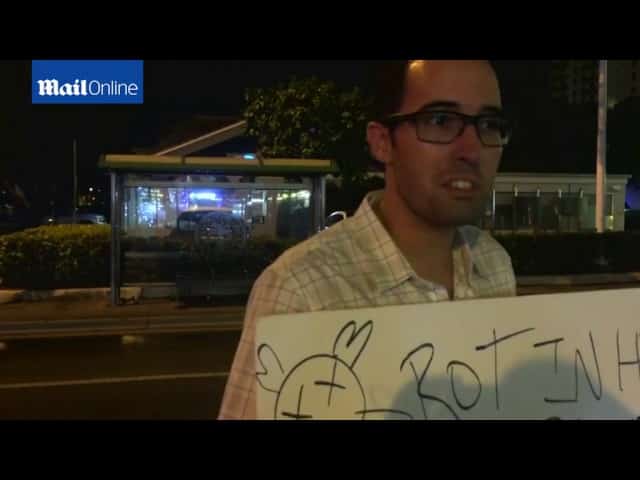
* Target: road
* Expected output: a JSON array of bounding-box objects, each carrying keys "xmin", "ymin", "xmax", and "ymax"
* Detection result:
[
  {"xmin": 0, "ymin": 330, "xmax": 240, "ymax": 419},
  {"xmin": 1, "ymin": 282, "xmax": 638, "ymax": 420}
]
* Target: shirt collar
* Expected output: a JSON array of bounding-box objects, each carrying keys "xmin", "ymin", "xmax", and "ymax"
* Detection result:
[{"xmin": 349, "ymin": 190, "xmax": 486, "ymax": 294}]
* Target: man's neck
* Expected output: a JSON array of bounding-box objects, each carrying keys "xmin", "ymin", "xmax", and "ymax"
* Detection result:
[{"xmin": 375, "ymin": 190, "xmax": 456, "ymax": 293}]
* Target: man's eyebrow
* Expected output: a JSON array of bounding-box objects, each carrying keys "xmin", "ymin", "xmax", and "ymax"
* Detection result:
[
  {"xmin": 418, "ymin": 101, "xmax": 505, "ymax": 115},
  {"xmin": 479, "ymin": 105, "xmax": 505, "ymax": 115},
  {"xmin": 419, "ymin": 101, "xmax": 460, "ymax": 111}
]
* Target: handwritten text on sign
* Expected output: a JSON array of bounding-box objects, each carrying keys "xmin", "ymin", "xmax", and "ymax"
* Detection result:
[{"xmin": 255, "ymin": 288, "xmax": 640, "ymax": 419}]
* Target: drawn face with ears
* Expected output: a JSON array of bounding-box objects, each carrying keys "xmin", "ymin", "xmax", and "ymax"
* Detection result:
[{"xmin": 256, "ymin": 321, "xmax": 373, "ymax": 420}]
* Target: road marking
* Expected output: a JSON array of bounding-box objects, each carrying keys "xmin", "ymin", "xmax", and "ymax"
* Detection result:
[
  {"xmin": 121, "ymin": 335, "xmax": 146, "ymax": 345},
  {"xmin": 0, "ymin": 321, "xmax": 243, "ymax": 340},
  {"xmin": 0, "ymin": 372, "xmax": 229, "ymax": 390}
]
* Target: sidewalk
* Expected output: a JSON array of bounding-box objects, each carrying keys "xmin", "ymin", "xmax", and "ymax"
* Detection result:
[
  {"xmin": 0, "ymin": 296, "xmax": 244, "ymax": 320},
  {"xmin": 1, "ymin": 273, "xmax": 638, "ymax": 340},
  {"xmin": 0, "ymin": 298, "xmax": 245, "ymax": 340},
  {"xmin": 2, "ymin": 272, "xmax": 639, "ymax": 306}
]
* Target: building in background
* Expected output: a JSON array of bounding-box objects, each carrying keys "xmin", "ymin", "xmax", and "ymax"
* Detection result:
[
  {"xmin": 77, "ymin": 186, "xmax": 106, "ymax": 212},
  {"xmin": 481, "ymin": 173, "xmax": 631, "ymax": 233},
  {"xmin": 551, "ymin": 60, "xmax": 640, "ymax": 108},
  {"xmin": 361, "ymin": 171, "xmax": 633, "ymax": 233},
  {"xmin": 551, "ymin": 60, "xmax": 599, "ymax": 105},
  {"xmin": 607, "ymin": 60, "xmax": 640, "ymax": 108}
]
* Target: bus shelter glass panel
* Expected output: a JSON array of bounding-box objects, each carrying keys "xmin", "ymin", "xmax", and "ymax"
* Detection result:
[{"xmin": 119, "ymin": 174, "xmax": 314, "ymax": 294}]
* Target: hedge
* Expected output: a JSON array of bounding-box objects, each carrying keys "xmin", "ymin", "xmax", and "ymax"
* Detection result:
[
  {"xmin": 1, "ymin": 225, "xmax": 638, "ymax": 290},
  {"xmin": 494, "ymin": 231, "xmax": 640, "ymax": 275},
  {"xmin": 0, "ymin": 226, "xmax": 298, "ymax": 289},
  {"xmin": 0, "ymin": 225, "xmax": 110, "ymax": 289}
]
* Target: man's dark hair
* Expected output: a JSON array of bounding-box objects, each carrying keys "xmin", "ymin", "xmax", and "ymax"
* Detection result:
[{"xmin": 369, "ymin": 61, "xmax": 411, "ymax": 122}]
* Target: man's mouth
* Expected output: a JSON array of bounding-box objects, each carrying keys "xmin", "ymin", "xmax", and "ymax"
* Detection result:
[
  {"xmin": 441, "ymin": 177, "xmax": 480, "ymax": 194},
  {"xmin": 447, "ymin": 180, "xmax": 474, "ymax": 191}
]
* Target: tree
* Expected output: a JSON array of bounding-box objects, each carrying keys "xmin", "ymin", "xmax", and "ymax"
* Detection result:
[{"xmin": 244, "ymin": 77, "xmax": 372, "ymax": 185}]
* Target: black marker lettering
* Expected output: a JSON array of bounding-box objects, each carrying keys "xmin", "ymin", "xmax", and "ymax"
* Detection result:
[
  {"xmin": 327, "ymin": 357, "xmax": 339, "ymax": 406},
  {"xmin": 280, "ymin": 384, "xmax": 312, "ymax": 419},
  {"xmin": 476, "ymin": 327, "xmax": 535, "ymax": 410},
  {"xmin": 533, "ymin": 338, "xmax": 565, "ymax": 374},
  {"xmin": 446, "ymin": 361, "xmax": 482, "ymax": 411},
  {"xmin": 400, "ymin": 343, "xmax": 459, "ymax": 420},
  {"xmin": 280, "ymin": 412, "xmax": 312, "ymax": 419},
  {"xmin": 354, "ymin": 409, "xmax": 415, "ymax": 420},
  {"xmin": 616, "ymin": 330, "xmax": 640, "ymax": 392},
  {"xmin": 546, "ymin": 332, "xmax": 602, "ymax": 403},
  {"xmin": 314, "ymin": 381, "xmax": 346, "ymax": 390},
  {"xmin": 408, "ymin": 362, "xmax": 428, "ymax": 420}
]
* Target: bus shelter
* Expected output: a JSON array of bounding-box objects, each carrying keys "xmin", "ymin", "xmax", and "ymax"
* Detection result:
[{"xmin": 99, "ymin": 154, "xmax": 337, "ymax": 305}]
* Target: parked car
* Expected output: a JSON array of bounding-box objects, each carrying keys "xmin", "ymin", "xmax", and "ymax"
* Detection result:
[
  {"xmin": 42, "ymin": 211, "xmax": 108, "ymax": 225},
  {"xmin": 172, "ymin": 208, "xmax": 250, "ymax": 244}
]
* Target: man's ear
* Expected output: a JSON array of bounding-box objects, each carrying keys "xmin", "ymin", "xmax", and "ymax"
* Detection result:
[{"xmin": 366, "ymin": 121, "xmax": 393, "ymax": 167}]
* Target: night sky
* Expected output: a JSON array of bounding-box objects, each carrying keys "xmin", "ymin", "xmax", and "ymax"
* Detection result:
[
  {"xmin": 3, "ymin": 60, "xmax": 635, "ymax": 216},
  {"xmin": 21, "ymin": 59, "xmax": 543, "ymax": 167},
  {"xmin": 3, "ymin": 60, "xmax": 383, "ymax": 215},
  {"xmin": 27, "ymin": 61, "xmax": 382, "ymax": 166}
]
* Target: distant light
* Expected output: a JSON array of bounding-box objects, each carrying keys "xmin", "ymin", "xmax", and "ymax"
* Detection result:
[
  {"xmin": 89, "ymin": 187, "xmax": 93, "ymax": 192},
  {"xmin": 243, "ymin": 154, "xmax": 256, "ymax": 160},
  {"xmin": 189, "ymin": 192, "xmax": 217, "ymax": 201}
]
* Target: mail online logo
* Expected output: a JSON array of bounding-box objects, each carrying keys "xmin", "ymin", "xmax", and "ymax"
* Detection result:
[{"xmin": 32, "ymin": 60, "xmax": 143, "ymax": 104}]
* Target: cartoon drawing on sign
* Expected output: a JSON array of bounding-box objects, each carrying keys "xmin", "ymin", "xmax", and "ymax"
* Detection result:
[{"xmin": 256, "ymin": 320, "xmax": 414, "ymax": 420}]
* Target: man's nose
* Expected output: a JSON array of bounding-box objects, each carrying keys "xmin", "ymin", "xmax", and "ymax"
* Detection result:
[{"xmin": 452, "ymin": 123, "xmax": 483, "ymax": 164}]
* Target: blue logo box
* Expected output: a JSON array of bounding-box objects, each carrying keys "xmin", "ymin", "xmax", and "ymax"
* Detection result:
[{"xmin": 32, "ymin": 60, "xmax": 144, "ymax": 104}]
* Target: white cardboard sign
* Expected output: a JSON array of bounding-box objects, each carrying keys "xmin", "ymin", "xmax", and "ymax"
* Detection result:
[{"xmin": 255, "ymin": 289, "xmax": 640, "ymax": 420}]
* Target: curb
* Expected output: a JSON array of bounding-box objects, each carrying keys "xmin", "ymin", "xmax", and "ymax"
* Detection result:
[
  {"xmin": 0, "ymin": 314, "xmax": 244, "ymax": 340},
  {"xmin": 516, "ymin": 272, "xmax": 640, "ymax": 286},
  {"xmin": 0, "ymin": 287, "xmax": 142, "ymax": 305},
  {"xmin": 2, "ymin": 272, "xmax": 640, "ymax": 305}
]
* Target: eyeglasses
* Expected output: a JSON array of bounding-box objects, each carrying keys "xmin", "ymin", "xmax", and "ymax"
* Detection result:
[{"xmin": 381, "ymin": 110, "xmax": 513, "ymax": 148}]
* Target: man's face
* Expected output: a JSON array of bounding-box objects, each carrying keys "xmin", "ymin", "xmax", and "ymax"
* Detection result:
[{"xmin": 375, "ymin": 60, "xmax": 505, "ymax": 228}]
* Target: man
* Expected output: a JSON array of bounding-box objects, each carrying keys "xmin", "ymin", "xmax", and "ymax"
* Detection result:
[{"xmin": 219, "ymin": 60, "xmax": 517, "ymax": 419}]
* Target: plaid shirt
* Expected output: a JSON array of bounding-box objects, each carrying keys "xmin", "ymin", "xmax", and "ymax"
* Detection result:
[{"xmin": 218, "ymin": 190, "xmax": 516, "ymax": 419}]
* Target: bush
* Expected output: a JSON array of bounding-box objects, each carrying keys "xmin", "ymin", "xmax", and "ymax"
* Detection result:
[
  {"xmin": 0, "ymin": 226, "xmax": 300, "ymax": 289},
  {"xmin": 0, "ymin": 225, "xmax": 111, "ymax": 289},
  {"xmin": 121, "ymin": 234, "xmax": 299, "ymax": 284},
  {"xmin": 174, "ymin": 236, "xmax": 298, "ymax": 278},
  {"xmin": 121, "ymin": 235, "xmax": 190, "ymax": 253},
  {"xmin": 3, "ymin": 224, "xmax": 637, "ymax": 291}
]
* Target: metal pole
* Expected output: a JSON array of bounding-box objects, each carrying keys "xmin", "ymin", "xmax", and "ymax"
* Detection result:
[
  {"xmin": 110, "ymin": 172, "xmax": 121, "ymax": 306},
  {"xmin": 596, "ymin": 60, "xmax": 608, "ymax": 233},
  {"xmin": 312, "ymin": 176, "xmax": 326, "ymax": 233},
  {"xmin": 73, "ymin": 139, "xmax": 78, "ymax": 225}
]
